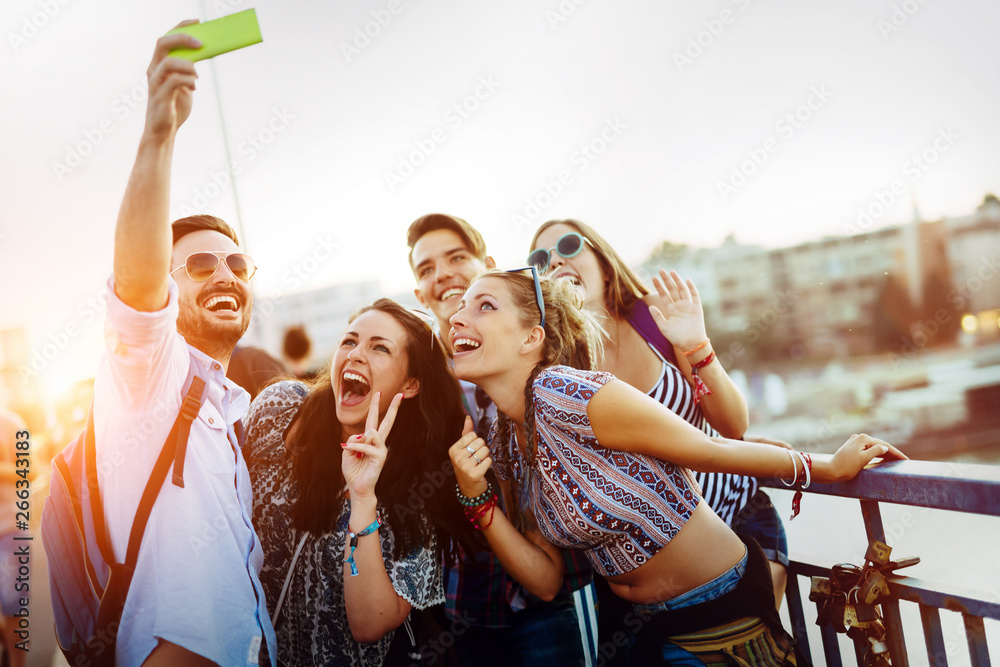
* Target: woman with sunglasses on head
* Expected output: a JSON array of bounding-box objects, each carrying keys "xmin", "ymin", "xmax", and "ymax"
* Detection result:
[
  {"xmin": 528, "ymin": 220, "xmax": 793, "ymax": 609},
  {"xmin": 448, "ymin": 269, "xmax": 905, "ymax": 664},
  {"xmin": 244, "ymin": 299, "xmax": 482, "ymax": 666}
]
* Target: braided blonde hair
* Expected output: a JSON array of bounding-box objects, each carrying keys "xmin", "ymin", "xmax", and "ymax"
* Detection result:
[{"xmin": 478, "ymin": 270, "xmax": 605, "ymax": 530}]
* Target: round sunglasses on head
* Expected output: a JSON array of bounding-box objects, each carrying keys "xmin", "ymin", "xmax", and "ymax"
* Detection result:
[
  {"xmin": 527, "ymin": 232, "xmax": 592, "ymax": 273},
  {"xmin": 170, "ymin": 252, "xmax": 258, "ymax": 283}
]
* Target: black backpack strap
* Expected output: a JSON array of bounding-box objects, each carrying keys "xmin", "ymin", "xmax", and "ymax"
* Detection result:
[
  {"xmin": 126, "ymin": 376, "xmax": 204, "ymax": 566},
  {"xmin": 90, "ymin": 377, "xmax": 206, "ymax": 647},
  {"xmin": 171, "ymin": 376, "xmax": 206, "ymax": 489}
]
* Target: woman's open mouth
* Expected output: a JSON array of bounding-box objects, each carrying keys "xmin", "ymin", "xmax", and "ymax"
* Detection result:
[{"xmin": 340, "ymin": 370, "xmax": 371, "ymax": 406}]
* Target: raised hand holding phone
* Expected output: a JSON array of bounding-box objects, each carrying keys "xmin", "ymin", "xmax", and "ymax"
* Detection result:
[{"xmin": 166, "ymin": 9, "xmax": 263, "ymax": 62}]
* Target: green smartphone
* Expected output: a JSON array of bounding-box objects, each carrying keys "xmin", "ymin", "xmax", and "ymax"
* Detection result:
[{"xmin": 167, "ymin": 9, "xmax": 263, "ymax": 62}]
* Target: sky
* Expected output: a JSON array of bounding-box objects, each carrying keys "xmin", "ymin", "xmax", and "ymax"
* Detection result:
[{"xmin": 3, "ymin": 0, "xmax": 1000, "ymax": 397}]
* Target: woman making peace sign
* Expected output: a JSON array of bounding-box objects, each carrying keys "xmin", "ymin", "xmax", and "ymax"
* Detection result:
[{"xmin": 245, "ymin": 299, "xmax": 479, "ymax": 666}]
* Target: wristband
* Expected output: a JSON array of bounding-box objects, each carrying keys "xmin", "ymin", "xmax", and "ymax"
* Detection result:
[
  {"xmin": 682, "ymin": 340, "xmax": 710, "ymax": 357},
  {"xmin": 690, "ymin": 351, "xmax": 715, "ymax": 404},
  {"xmin": 344, "ymin": 514, "xmax": 382, "ymax": 577}
]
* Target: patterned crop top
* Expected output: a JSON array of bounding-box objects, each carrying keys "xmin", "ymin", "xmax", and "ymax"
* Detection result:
[{"xmin": 490, "ymin": 365, "xmax": 703, "ymax": 577}]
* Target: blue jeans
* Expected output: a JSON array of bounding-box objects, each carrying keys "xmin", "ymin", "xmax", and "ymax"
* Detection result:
[
  {"xmin": 633, "ymin": 547, "xmax": 749, "ymax": 664},
  {"xmin": 634, "ymin": 546, "xmax": 748, "ymax": 613}
]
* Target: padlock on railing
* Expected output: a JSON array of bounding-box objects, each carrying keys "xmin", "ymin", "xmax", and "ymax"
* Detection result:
[
  {"xmin": 858, "ymin": 568, "xmax": 889, "ymax": 605},
  {"xmin": 810, "ymin": 541, "xmax": 921, "ymax": 667}
]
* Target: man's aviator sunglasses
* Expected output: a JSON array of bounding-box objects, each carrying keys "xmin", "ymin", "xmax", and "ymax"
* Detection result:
[
  {"xmin": 527, "ymin": 232, "xmax": 593, "ymax": 273},
  {"xmin": 170, "ymin": 252, "xmax": 258, "ymax": 283}
]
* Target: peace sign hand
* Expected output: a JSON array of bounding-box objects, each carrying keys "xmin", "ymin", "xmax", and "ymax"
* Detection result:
[
  {"xmin": 342, "ymin": 391, "xmax": 404, "ymax": 501},
  {"xmin": 647, "ymin": 269, "xmax": 708, "ymax": 351}
]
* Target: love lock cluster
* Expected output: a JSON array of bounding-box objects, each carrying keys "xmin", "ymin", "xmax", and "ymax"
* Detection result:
[{"xmin": 809, "ymin": 541, "xmax": 920, "ymax": 666}]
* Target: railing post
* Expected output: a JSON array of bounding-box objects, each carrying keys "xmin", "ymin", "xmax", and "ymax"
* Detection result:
[
  {"xmin": 785, "ymin": 571, "xmax": 812, "ymax": 663},
  {"xmin": 919, "ymin": 604, "xmax": 949, "ymax": 667},
  {"xmin": 860, "ymin": 499, "xmax": 909, "ymax": 667},
  {"xmin": 964, "ymin": 614, "xmax": 991, "ymax": 667},
  {"xmin": 816, "ymin": 600, "xmax": 845, "ymax": 667}
]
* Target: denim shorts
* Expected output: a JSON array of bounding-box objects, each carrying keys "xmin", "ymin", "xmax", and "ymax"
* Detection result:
[
  {"xmin": 633, "ymin": 545, "xmax": 749, "ymax": 614},
  {"xmin": 730, "ymin": 489, "xmax": 789, "ymax": 567}
]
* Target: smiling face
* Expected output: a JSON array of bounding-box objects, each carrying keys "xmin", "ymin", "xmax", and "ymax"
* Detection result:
[
  {"xmin": 449, "ymin": 276, "xmax": 540, "ymax": 384},
  {"xmin": 411, "ymin": 228, "xmax": 490, "ymax": 331},
  {"xmin": 531, "ymin": 223, "xmax": 606, "ymax": 311},
  {"xmin": 332, "ymin": 309, "xmax": 420, "ymax": 437},
  {"xmin": 171, "ymin": 229, "xmax": 253, "ymax": 362}
]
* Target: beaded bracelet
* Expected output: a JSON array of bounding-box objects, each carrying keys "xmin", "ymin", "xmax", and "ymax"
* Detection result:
[
  {"xmin": 344, "ymin": 514, "xmax": 382, "ymax": 577},
  {"xmin": 456, "ymin": 482, "xmax": 494, "ymax": 508}
]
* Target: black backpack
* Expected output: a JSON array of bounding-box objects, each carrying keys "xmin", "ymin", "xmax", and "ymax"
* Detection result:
[{"xmin": 41, "ymin": 377, "xmax": 205, "ymax": 665}]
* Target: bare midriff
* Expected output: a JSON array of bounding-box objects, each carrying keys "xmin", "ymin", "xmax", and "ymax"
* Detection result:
[{"xmin": 605, "ymin": 501, "xmax": 746, "ymax": 605}]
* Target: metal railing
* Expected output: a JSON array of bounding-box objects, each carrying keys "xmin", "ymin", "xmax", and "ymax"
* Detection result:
[{"xmin": 760, "ymin": 459, "xmax": 1000, "ymax": 666}]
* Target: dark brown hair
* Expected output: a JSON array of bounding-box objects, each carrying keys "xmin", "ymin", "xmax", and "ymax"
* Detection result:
[
  {"xmin": 406, "ymin": 213, "xmax": 488, "ymax": 269},
  {"xmin": 172, "ymin": 215, "xmax": 240, "ymax": 246},
  {"xmin": 280, "ymin": 298, "xmax": 482, "ymax": 560},
  {"xmin": 282, "ymin": 325, "xmax": 312, "ymax": 362}
]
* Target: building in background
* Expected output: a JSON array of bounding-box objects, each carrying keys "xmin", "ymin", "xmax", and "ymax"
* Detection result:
[{"xmin": 641, "ymin": 194, "xmax": 1000, "ymax": 365}]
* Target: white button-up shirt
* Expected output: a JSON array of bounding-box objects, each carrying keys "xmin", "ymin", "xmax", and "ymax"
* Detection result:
[{"xmin": 94, "ymin": 277, "xmax": 276, "ymax": 666}]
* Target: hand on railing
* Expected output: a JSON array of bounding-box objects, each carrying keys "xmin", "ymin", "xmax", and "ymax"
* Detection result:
[{"xmin": 820, "ymin": 434, "xmax": 908, "ymax": 483}]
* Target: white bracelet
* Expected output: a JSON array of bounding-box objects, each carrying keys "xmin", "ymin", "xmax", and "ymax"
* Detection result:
[
  {"xmin": 797, "ymin": 451, "xmax": 811, "ymax": 489},
  {"xmin": 781, "ymin": 449, "xmax": 798, "ymax": 487}
]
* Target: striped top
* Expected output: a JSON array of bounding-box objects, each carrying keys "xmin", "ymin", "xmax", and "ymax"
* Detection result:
[
  {"xmin": 644, "ymin": 343, "xmax": 757, "ymax": 527},
  {"xmin": 491, "ymin": 365, "xmax": 702, "ymax": 577}
]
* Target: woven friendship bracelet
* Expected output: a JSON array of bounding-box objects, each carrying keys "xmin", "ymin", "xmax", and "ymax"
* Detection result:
[
  {"xmin": 463, "ymin": 494, "xmax": 499, "ymax": 529},
  {"xmin": 690, "ymin": 351, "xmax": 716, "ymax": 405},
  {"xmin": 682, "ymin": 339, "xmax": 710, "ymax": 357},
  {"xmin": 344, "ymin": 514, "xmax": 382, "ymax": 577}
]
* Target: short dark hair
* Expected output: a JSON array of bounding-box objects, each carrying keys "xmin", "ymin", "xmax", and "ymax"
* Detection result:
[
  {"xmin": 282, "ymin": 325, "xmax": 312, "ymax": 361},
  {"xmin": 172, "ymin": 215, "xmax": 240, "ymax": 246},
  {"xmin": 406, "ymin": 213, "xmax": 487, "ymax": 269}
]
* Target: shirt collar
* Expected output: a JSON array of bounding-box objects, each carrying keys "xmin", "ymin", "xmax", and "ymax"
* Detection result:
[{"xmin": 187, "ymin": 344, "xmax": 251, "ymax": 422}]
